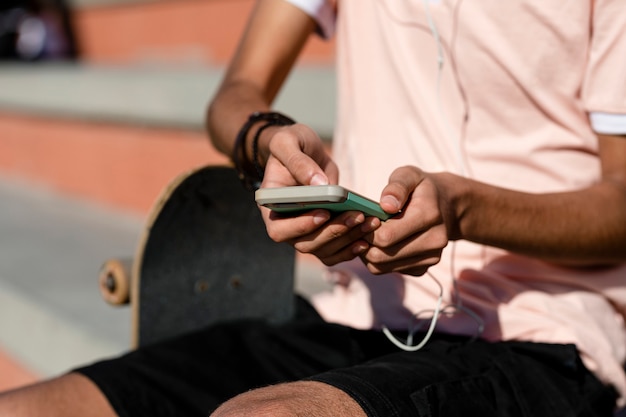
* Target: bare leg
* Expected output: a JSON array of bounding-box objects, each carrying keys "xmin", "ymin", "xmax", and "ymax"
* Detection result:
[
  {"xmin": 0, "ymin": 372, "xmax": 117, "ymax": 417},
  {"xmin": 210, "ymin": 381, "xmax": 367, "ymax": 417}
]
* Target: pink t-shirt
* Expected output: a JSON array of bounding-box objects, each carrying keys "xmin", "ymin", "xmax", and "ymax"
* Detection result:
[{"xmin": 286, "ymin": 0, "xmax": 626, "ymax": 405}]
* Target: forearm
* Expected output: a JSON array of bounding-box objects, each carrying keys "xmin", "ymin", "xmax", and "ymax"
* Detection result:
[
  {"xmin": 444, "ymin": 174, "xmax": 626, "ymax": 265},
  {"xmin": 205, "ymin": 0, "xmax": 316, "ymax": 160},
  {"xmin": 206, "ymin": 81, "xmax": 271, "ymax": 158}
]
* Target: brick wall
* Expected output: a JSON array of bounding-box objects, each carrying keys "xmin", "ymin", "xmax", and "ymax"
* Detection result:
[
  {"xmin": 72, "ymin": 0, "xmax": 335, "ymax": 66},
  {"xmin": 0, "ymin": 112, "xmax": 230, "ymax": 214}
]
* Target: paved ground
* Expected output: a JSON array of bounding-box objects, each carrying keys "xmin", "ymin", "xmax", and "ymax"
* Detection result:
[
  {"xmin": 0, "ymin": 175, "xmax": 140, "ymax": 380},
  {"xmin": 0, "ymin": 175, "xmax": 328, "ymax": 388}
]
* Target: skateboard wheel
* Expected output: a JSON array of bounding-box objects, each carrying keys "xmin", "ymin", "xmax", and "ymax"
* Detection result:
[{"xmin": 99, "ymin": 258, "xmax": 132, "ymax": 305}]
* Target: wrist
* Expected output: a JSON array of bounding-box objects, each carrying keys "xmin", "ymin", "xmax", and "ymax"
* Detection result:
[
  {"xmin": 433, "ymin": 172, "xmax": 472, "ymax": 241},
  {"xmin": 232, "ymin": 111, "xmax": 295, "ymax": 190},
  {"xmin": 254, "ymin": 124, "xmax": 285, "ymax": 167}
]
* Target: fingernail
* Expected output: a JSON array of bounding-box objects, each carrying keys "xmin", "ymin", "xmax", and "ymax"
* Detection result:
[
  {"xmin": 310, "ymin": 174, "xmax": 328, "ymax": 186},
  {"xmin": 313, "ymin": 212, "xmax": 330, "ymax": 225},
  {"xmin": 361, "ymin": 218, "xmax": 381, "ymax": 232},
  {"xmin": 381, "ymin": 195, "xmax": 400, "ymax": 212},
  {"xmin": 345, "ymin": 213, "xmax": 364, "ymax": 227},
  {"xmin": 352, "ymin": 243, "xmax": 368, "ymax": 254}
]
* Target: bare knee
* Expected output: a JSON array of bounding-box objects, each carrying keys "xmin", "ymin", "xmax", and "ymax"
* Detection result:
[{"xmin": 210, "ymin": 381, "xmax": 366, "ymax": 417}]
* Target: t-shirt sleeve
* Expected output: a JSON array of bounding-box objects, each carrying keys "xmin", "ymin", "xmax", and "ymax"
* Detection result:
[
  {"xmin": 589, "ymin": 113, "xmax": 626, "ymax": 135},
  {"xmin": 581, "ymin": 0, "xmax": 626, "ymax": 134},
  {"xmin": 283, "ymin": 0, "xmax": 337, "ymax": 38}
]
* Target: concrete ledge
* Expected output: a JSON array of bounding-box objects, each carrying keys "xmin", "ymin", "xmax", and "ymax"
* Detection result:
[{"xmin": 0, "ymin": 63, "xmax": 336, "ymax": 138}]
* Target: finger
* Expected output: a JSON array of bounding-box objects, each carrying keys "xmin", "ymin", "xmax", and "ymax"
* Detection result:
[
  {"xmin": 361, "ymin": 245, "xmax": 444, "ymax": 276},
  {"xmin": 262, "ymin": 156, "xmax": 300, "ymax": 187},
  {"xmin": 294, "ymin": 213, "xmax": 380, "ymax": 257},
  {"xmin": 269, "ymin": 125, "xmax": 338, "ymax": 186},
  {"xmin": 361, "ymin": 226, "xmax": 448, "ymax": 275},
  {"xmin": 298, "ymin": 213, "xmax": 378, "ymax": 267},
  {"xmin": 379, "ymin": 166, "xmax": 424, "ymax": 213},
  {"xmin": 365, "ymin": 227, "xmax": 448, "ymax": 266},
  {"xmin": 261, "ymin": 207, "xmax": 331, "ymax": 243},
  {"xmin": 316, "ymin": 240, "xmax": 370, "ymax": 267},
  {"xmin": 368, "ymin": 206, "xmax": 442, "ymax": 249},
  {"xmin": 362, "ymin": 255, "xmax": 439, "ymax": 276}
]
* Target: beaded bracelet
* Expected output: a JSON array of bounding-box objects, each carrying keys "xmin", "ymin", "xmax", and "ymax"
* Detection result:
[{"xmin": 232, "ymin": 111, "xmax": 295, "ymax": 190}]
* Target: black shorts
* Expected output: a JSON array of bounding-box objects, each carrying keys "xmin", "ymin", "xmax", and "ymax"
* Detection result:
[{"xmin": 75, "ymin": 297, "xmax": 617, "ymax": 417}]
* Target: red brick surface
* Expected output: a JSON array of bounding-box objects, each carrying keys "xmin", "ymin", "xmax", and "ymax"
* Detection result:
[
  {"xmin": 73, "ymin": 0, "xmax": 335, "ymax": 66},
  {"xmin": 0, "ymin": 112, "xmax": 229, "ymax": 215}
]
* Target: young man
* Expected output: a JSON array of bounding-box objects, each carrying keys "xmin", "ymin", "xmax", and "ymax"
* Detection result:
[
  {"xmin": 206, "ymin": 1, "xmax": 626, "ymax": 415},
  {"xmin": 1, "ymin": 0, "xmax": 625, "ymax": 416}
]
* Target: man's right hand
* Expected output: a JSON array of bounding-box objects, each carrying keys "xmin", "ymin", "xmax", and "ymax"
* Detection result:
[{"xmin": 259, "ymin": 124, "xmax": 381, "ymax": 266}]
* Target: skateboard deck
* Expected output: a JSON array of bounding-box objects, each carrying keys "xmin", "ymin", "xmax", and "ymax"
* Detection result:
[{"xmin": 99, "ymin": 166, "xmax": 296, "ymax": 348}]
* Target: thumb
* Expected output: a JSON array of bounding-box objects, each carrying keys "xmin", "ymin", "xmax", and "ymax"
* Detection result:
[{"xmin": 380, "ymin": 166, "xmax": 424, "ymax": 213}]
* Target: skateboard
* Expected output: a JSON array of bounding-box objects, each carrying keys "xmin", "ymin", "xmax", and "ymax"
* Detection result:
[{"xmin": 99, "ymin": 166, "xmax": 296, "ymax": 348}]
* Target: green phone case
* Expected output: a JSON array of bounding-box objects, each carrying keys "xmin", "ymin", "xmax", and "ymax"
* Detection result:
[{"xmin": 255, "ymin": 185, "xmax": 393, "ymax": 220}]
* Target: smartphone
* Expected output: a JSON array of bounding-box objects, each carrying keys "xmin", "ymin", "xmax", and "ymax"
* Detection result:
[{"xmin": 255, "ymin": 185, "xmax": 393, "ymax": 220}]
